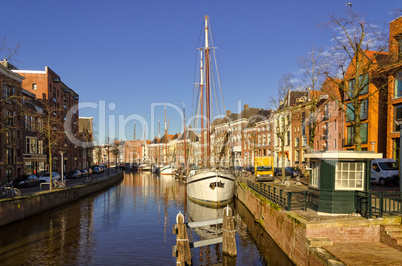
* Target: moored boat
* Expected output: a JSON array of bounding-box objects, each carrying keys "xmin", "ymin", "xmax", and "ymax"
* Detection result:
[
  {"xmin": 186, "ymin": 16, "xmax": 235, "ymax": 207},
  {"xmin": 160, "ymin": 165, "xmax": 175, "ymax": 175}
]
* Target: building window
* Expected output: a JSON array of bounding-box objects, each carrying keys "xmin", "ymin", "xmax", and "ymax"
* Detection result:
[
  {"xmin": 396, "ymin": 72, "xmax": 402, "ymax": 98},
  {"xmin": 335, "ymin": 162, "xmax": 364, "ymax": 190},
  {"xmin": 359, "ymin": 74, "xmax": 369, "ymax": 94},
  {"xmin": 394, "ymin": 139, "xmax": 400, "ymax": 162},
  {"xmin": 32, "ymin": 83, "xmax": 37, "ymax": 90},
  {"xmin": 346, "ymin": 99, "xmax": 368, "ymax": 122},
  {"xmin": 361, "ymin": 123, "xmax": 368, "ymax": 144},
  {"xmin": 26, "ymin": 137, "xmax": 38, "ymax": 154},
  {"xmin": 38, "ymin": 140, "xmax": 43, "ymax": 154},
  {"xmin": 310, "ymin": 162, "xmax": 320, "ymax": 188},
  {"xmin": 347, "ymin": 126, "xmax": 354, "ymax": 145},
  {"xmin": 302, "ymin": 112, "xmax": 306, "ymax": 135},
  {"xmin": 295, "ymin": 138, "xmax": 300, "ymax": 147},
  {"xmin": 295, "ymin": 150, "xmax": 300, "ymax": 163},
  {"xmin": 286, "ymin": 131, "xmax": 290, "ymax": 146},
  {"xmin": 396, "ymin": 105, "xmax": 402, "ymax": 132},
  {"xmin": 302, "ymin": 136, "xmax": 307, "ymax": 147}
]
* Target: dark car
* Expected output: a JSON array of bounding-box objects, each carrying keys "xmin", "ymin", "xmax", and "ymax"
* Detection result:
[
  {"xmin": 67, "ymin": 170, "xmax": 82, "ymax": 179},
  {"xmin": 93, "ymin": 167, "xmax": 102, "ymax": 174},
  {"xmin": 81, "ymin": 169, "xmax": 89, "ymax": 177},
  {"xmin": 245, "ymin": 166, "xmax": 255, "ymax": 174},
  {"xmin": 285, "ymin": 167, "xmax": 300, "ymax": 177},
  {"xmin": 275, "ymin": 167, "xmax": 292, "ymax": 177},
  {"xmin": 13, "ymin": 175, "xmax": 40, "ymax": 188}
]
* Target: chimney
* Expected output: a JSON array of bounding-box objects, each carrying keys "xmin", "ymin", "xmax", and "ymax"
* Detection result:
[
  {"xmin": 226, "ymin": 110, "xmax": 231, "ymax": 115},
  {"xmin": 244, "ymin": 104, "xmax": 249, "ymax": 110}
]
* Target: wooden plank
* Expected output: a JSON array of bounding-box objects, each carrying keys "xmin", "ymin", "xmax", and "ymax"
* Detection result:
[
  {"xmin": 191, "ymin": 237, "xmax": 223, "ymax": 248},
  {"xmin": 187, "ymin": 218, "xmax": 223, "ymax": 228}
]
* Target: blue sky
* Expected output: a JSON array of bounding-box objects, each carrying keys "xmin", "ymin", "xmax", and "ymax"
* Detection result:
[{"xmin": 2, "ymin": 0, "xmax": 401, "ymax": 144}]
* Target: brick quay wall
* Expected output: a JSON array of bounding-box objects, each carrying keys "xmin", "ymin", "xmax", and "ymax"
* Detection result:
[
  {"xmin": 235, "ymin": 184, "xmax": 401, "ymax": 265},
  {"xmin": 0, "ymin": 172, "xmax": 124, "ymax": 227}
]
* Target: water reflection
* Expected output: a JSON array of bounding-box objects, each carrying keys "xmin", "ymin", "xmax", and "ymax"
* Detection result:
[{"xmin": 0, "ymin": 171, "xmax": 291, "ymax": 265}]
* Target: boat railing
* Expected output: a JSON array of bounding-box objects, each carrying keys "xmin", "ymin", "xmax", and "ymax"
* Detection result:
[{"xmin": 247, "ymin": 180, "xmax": 308, "ymax": 211}]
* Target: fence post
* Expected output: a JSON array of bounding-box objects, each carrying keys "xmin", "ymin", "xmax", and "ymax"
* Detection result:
[
  {"xmin": 287, "ymin": 192, "xmax": 291, "ymax": 210},
  {"xmin": 368, "ymin": 192, "xmax": 372, "ymax": 218},
  {"xmin": 379, "ymin": 192, "xmax": 383, "ymax": 218},
  {"xmin": 176, "ymin": 212, "xmax": 191, "ymax": 265},
  {"xmin": 222, "ymin": 206, "xmax": 237, "ymax": 257}
]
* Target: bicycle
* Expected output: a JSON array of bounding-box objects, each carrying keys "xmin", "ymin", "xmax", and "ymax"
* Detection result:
[
  {"xmin": 83, "ymin": 176, "xmax": 92, "ymax": 183},
  {"xmin": 52, "ymin": 180, "xmax": 66, "ymax": 189},
  {"xmin": 0, "ymin": 183, "xmax": 21, "ymax": 198}
]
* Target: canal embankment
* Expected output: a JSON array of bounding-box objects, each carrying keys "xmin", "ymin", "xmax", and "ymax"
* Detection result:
[
  {"xmin": 235, "ymin": 181, "xmax": 402, "ymax": 265},
  {"xmin": 0, "ymin": 171, "xmax": 124, "ymax": 227}
]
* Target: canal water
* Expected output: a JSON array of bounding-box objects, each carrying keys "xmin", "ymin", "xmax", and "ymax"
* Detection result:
[{"xmin": 0, "ymin": 171, "xmax": 293, "ymax": 265}]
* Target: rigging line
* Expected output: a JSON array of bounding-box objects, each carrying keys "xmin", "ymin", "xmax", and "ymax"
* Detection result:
[
  {"xmin": 208, "ymin": 20, "xmax": 225, "ymax": 115},
  {"xmin": 213, "ymin": 48, "xmax": 226, "ymax": 114}
]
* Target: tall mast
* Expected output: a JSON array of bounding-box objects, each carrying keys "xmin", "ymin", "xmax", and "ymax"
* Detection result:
[
  {"xmin": 204, "ymin": 15, "xmax": 211, "ymax": 167},
  {"xmin": 183, "ymin": 103, "xmax": 187, "ymax": 167},
  {"xmin": 158, "ymin": 119, "xmax": 160, "ymax": 164},
  {"xmin": 200, "ymin": 49, "xmax": 204, "ymax": 167},
  {"xmin": 164, "ymin": 105, "xmax": 167, "ymax": 164}
]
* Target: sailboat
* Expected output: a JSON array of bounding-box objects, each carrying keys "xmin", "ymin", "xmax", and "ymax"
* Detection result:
[{"xmin": 186, "ymin": 16, "xmax": 236, "ymax": 207}]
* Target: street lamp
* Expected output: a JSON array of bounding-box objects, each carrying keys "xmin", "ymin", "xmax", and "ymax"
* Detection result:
[
  {"xmin": 370, "ymin": 141, "xmax": 376, "ymax": 152},
  {"xmin": 59, "ymin": 151, "xmax": 64, "ymax": 183},
  {"xmin": 395, "ymin": 120, "xmax": 402, "ymax": 192}
]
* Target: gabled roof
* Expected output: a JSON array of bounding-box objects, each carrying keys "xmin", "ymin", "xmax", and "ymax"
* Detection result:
[{"xmin": 177, "ymin": 129, "xmax": 199, "ymax": 141}]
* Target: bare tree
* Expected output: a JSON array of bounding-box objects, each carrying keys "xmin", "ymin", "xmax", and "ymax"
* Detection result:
[
  {"xmin": 297, "ymin": 48, "xmax": 329, "ymax": 149},
  {"xmin": 271, "ymin": 73, "xmax": 296, "ymax": 181},
  {"xmin": 38, "ymin": 101, "xmax": 66, "ymax": 188},
  {"xmin": 324, "ymin": 10, "xmax": 389, "ymax": 151}
]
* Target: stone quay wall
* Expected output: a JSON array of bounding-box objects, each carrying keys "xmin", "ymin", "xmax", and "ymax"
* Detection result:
[
  {"xmin": 235, "ymin": 185, "xmax": 401, "ymax": 265},
  {"xmin": 0, "ymin": 172, "xmax": 123, "ymax": 227}
]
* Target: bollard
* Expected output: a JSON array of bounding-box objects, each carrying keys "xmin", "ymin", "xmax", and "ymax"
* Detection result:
[
  {"xmin": 176, "ymin": 212, "xmax": 191, "ymax": 265},
  {"xmin": 222, "ymin": 206, "xmax": 237, "ymax": 257}
]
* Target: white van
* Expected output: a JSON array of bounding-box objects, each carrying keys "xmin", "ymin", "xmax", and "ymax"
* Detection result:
[{"xmin": 371, "ymin": 159, "xmax": 400, "ymax": 186}]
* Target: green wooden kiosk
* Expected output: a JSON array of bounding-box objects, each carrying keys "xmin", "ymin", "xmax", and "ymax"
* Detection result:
[{"xmin": 305, "ymin": 151, "xmax": 382, "ymax": 214}]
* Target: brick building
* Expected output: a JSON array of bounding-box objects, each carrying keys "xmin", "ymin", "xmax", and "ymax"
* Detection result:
[
  {"xmin": 12, "ymin": 66, "xmax": 81, "ymax": 173},
  {"xmin": 0, "ymin": 63, "xmax": 24, "ymax": 183}
]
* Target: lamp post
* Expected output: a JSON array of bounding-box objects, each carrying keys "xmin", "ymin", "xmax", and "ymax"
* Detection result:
[
  {"xmin": 396, "ymin": 120, "xmax": 402, "ymax": 192},
  {"xmin": 59, "ymin": 151, "xmax": 64, "ymax": 183},
  {"xmin": 370, "ymin": 141, "xmax": 376, "ymax": 152}
]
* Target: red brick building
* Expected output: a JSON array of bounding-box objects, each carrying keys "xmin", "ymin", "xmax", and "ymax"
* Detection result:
[
  {"xmin": 0, "ymin": 63, "xmax": 24, "ymax": 183},
  {"xmin": 12, "ymin": 66, "xmax": 81, "ymax": 173}
]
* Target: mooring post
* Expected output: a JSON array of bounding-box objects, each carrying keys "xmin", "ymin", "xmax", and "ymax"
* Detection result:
[
  {"xmin": 222, "ymin": 206, "xmax": 237, "ymax": 257},
  {"xmin": 176, "ymin": 212, "xmax": 191, "ymax": 265}
]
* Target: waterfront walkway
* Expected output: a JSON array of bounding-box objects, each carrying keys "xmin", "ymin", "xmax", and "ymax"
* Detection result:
[
  {"xmin": 239, "ymin": 174, "xmax": 402, "ymax": 265},
  {"xmin": 18, "ymin": 168, "xmax": 122, "ymax": 196}
]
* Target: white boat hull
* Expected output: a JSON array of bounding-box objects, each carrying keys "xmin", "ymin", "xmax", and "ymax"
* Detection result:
[
  {"xmin": 160, "ymin": 166, "xmax": 175, "ymax": 175},
  {"xmin": 186, "ymin": 169, "xmax": 235, "ymax": 206}
]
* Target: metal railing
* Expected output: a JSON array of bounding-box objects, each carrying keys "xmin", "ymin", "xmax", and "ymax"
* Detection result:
[
  {"xmin": 355, "ymin": 191, "xmax": 402, "ymax": 218},
  {"xmin": 247, "ymin": 180, "xmax": 307, "ymax": 211}
]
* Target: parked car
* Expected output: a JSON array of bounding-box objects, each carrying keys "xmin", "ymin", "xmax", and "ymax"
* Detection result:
[
  {"xmin": 81, "ymin": 169, "xmax": 89, "ymax": 177},
  {"xmin": 93, "ymin": 167, "xmax": 102, "ymax": 174},
  {"xmin": 87, "ymin": 168, "xmax": 93, "ymax": 175},
  {"xmin": 245, "ymin": 166, "xmax": 255, "ymax": 174},
  {"xmin": 274, "ymin": 168, "xmax": 293, "ymax": 177},
  {"xmin": 371, "ymin": 158, "xmax": 400, "ymax": 186},
  {"xmin": 13, "ymin": 175, "xmax": 40, "ymax": 188},
  {"xmin": 39, "ymin": 172, "xmax": 61, "ymax": 183},
  {"xmin": 285, "ymin": 167, "xmax": 300, "ymax": 177},
  {"xmin": 67, "ymin": 170, "xmax": 81, "ymax": 179}
]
